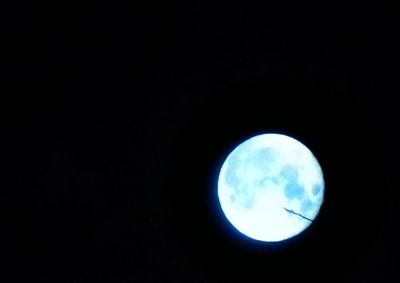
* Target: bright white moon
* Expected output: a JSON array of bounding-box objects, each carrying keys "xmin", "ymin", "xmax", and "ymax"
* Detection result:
[{"xmin": 217, "ymin": 133, "xmax": 324, "ymax": 242}]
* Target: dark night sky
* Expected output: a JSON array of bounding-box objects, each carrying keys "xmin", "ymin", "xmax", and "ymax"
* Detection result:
[{"xmin": 1, "ymin": 1, "xmax": 397, "ymax": 282}]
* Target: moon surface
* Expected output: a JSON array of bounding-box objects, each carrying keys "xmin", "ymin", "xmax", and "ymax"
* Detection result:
[{"xmin": 217, "ymin": 133, "xmax": 324, "ymax": 242}]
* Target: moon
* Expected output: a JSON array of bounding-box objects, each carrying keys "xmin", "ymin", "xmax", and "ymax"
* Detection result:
[{"xmin": 217, "ymin": 133, "xmax": 324, "ymax": 242}]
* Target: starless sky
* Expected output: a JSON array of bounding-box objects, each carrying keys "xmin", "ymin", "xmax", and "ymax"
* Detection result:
[{"xmin": 1, "ymin": 1, "xmax": 397, "ymax": 282}]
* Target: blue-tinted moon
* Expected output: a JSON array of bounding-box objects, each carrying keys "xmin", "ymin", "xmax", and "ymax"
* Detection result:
[{"xmin": 217, "ymin": 133, "xmax": 324, "ymax": 242}]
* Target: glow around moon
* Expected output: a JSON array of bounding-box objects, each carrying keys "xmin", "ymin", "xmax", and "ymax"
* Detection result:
[{"xmin": 217, "ymin": 133, "xmax": 324, "ymax": 242}]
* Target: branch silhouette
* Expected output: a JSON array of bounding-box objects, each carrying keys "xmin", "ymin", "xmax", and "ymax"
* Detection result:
[{"xmin": 283, "ymin": 207, "xmax": 313, "ymax": 222}]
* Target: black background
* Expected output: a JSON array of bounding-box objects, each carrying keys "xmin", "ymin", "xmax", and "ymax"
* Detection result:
[{"xmin": 1, "ymin": 1, "xmax": 397, "ymax": 282}]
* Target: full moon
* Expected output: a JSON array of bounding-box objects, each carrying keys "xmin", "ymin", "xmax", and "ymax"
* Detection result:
[{"xmin": 217, "ymin": 133, "xmax": 324, "ymax": 242}]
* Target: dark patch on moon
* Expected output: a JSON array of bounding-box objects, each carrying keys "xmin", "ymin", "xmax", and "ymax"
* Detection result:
[
  {"xmin": 250, "ymin": 148, "xmax": 276, "ymax": 172},
  {"xmin": 224, "ymin": 144, "xmax": 244, "ymax": 188},
  {"xmin": 312, "ymin": 183, "xmax": 321, "ymax": 195},
  {"xmin": 281, "ymin": 165, "xmax": 318, "ymax": 219},
  {"xmin": 225, "ymin": 184, "xmax": 255, "ymax": 208},
  {"xmin": 301, "ymin": 198, "xmax": 313, "ymax": 214},
  {"xmin": 279, "ymin": 164, "xmax": 299, "ymax": 182},
  {"xmin": 225, "ymin": 161, "xmax": 240, "ymax": 188},
  {"xmin": 230, "ymin": 184, "xmax": 256, "ymax": 208},
  {"xmin": 224, "ymin": 144, "xmax": 277, "ymax": 208},
  {"xmin": 284, "ymin": 181, "xmax": 305, "ymax": 200}
]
